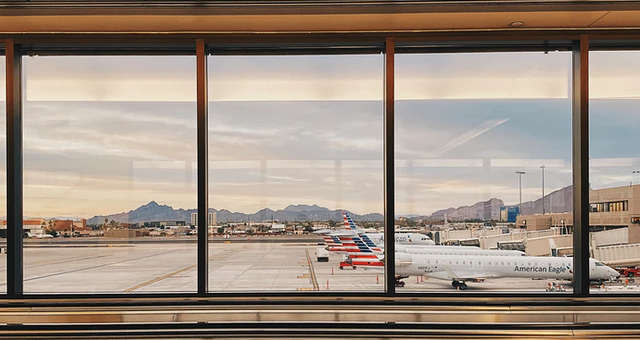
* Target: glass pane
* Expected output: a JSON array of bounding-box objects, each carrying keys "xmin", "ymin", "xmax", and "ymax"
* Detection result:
[
  {"xmin": 589, "ymin": 51, "xmax": 639, "ymax": 292},
  {"xmin": 208, "ymin": 54, "xmax": 384, "ymax": 292},
  {"xmin": 0, "ymin": 53, "xmax": 5, "ymax": 293},
  {"xmin": 395, "ymin": 51, "xmax": 574, "ymax": 293},
  {"xmin": 23, "ymin": 55, "xmax": 197, "ymax": 294}
]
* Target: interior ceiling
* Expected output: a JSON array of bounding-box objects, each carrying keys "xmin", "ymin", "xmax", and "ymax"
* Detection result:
[{"xmin": 0, "ymin": 1, "xmax": 639, "ymax": 33}]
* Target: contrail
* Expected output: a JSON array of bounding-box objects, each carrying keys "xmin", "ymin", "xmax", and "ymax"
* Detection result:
[{"xmin": 432, "ymin": 118, "xmax": 509, "ymax": 156}]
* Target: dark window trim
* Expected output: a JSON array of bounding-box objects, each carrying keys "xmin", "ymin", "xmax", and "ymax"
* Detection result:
[{"xmin": 1, "ymin": 33, "xmax": 634, "ymax": 303}]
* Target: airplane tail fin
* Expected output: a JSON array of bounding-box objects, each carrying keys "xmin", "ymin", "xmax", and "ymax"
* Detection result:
[
  {"xmin": 343, "ymin": 211, "xmax": 358, "ymax": 231},
  {"xmin": 351, "ymin": 235, "xmax": 382, "ymax": 253}
]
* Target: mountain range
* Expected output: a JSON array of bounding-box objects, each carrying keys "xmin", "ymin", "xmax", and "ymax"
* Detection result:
[
  {"xmin": 87, "ymin": 185, "xmax": 574, "ymax": 225},
  {"xmin": 87, "ymin": 202, "xmax": 383, "ymax": 226},
  {"xmin": 415, "ymin": 185, "xmax": 573, "ymax": 222}
]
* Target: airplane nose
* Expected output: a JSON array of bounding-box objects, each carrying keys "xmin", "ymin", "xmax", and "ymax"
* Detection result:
[{"xmin": 610, "ymin": 268, "xmax": 620, "ymax": 279}]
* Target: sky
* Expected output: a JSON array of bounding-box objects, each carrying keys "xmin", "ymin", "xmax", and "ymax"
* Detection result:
[{"xmin": 0, "ymin": 51, "xmax": 638, "ymax": 218}]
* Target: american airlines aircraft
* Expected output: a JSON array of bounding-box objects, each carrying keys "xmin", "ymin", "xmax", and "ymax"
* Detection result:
[
  {"xmin": 320, "ymin": 212, "xmax": 434, "ymax": 251},
  {"xmin": 395, "ymin": 252, "xmax": 620, "ymax": 289},
  {"xmin": 333, "ymin": 235, "xmax": 619, "ymax": 289},
  {"xmin": 325, "ymin": 232, "xmax": 435, "ymax": 253},
  {"xmin": 338, "ymin": 236, "xmax": 524, "ymax": 269}
]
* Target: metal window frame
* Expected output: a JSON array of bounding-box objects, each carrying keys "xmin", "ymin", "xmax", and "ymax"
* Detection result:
[{"xmin": 1, "ymin": 31, "xmax": 639, "ymax": 304}]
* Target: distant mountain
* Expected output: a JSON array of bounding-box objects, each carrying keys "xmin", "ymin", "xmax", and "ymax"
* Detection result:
[
  {"xmin": 511, "ymin": 185, "xmax": 573, "ymax": 215},
  {"xmin": 87, "ymin": 185, "xmax": 575, "ymax": 226},
  {"xmin": 87, "ymin": 202, "xmax": 383, "ymax": 226},
  {"xmin": 430, "ymin": 198, "xmax": 504, "ymax": 221},
  {"xmin": 87, "ymin": 201, "xmax": 195, "ymax": 226},
  {"xmin": 410, "ymin": 185, "xmax": 573, "ymax": 222}
]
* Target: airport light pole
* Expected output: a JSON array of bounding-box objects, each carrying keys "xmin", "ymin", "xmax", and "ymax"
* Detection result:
[
  {"xmin": 633, "ymin": 170, "xmax": 640, "ymax": 185},
  {"xmin": 515, "ymin": 171, "xmax": 526, "ymax": 213},
  {"xmin": 541, "ymin": 165, "xmax": 546, "ymax": 214}
]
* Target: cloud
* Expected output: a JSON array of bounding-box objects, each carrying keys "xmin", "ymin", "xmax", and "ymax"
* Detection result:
[{"xmin": 11, "ymin": 51, "xmax": 640, "ymax": 217}]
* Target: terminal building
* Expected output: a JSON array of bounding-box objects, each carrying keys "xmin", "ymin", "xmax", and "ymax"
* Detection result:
[
  {"xmin": 190, "ymin": 212, "xmax": 217, "ymax": 226},
  {"xmin": 517, "ymin": 184, "xmax": 640, "ymax": 242}
]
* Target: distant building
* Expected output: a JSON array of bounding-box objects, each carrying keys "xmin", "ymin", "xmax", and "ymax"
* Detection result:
[
  {"xmin": 517, "ymin": 184, "xmax": 640, "ymax": 243},
  {"xmin": 190, "ymin": 212, "xmax": 216, "ymax": 226},
  {"xmin": 270, "ymin": 223, "xmax": 286, "ymax": 233},
  {"xmin": 0, "ymin": 218, "xmax": 47, "ymax": 237},
  {"xmin": 499, "ymin": 206, "xmax": 520, "ymax": 223},
  {"xmin": 143, "ymin": 220, "xmax": 186, "ymax": 228},
  {"xmin": 51, "ymin": 219, "xmax": 87, "ymax": 232}
]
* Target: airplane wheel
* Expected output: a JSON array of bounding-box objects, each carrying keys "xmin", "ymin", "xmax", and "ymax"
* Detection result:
[
  {"xmin": 460, "ymin": 282, "xmax": 468, "ymax": 290},
  {"xmin": 339, "ymin": 267, "xmax": 343, "ymax": 270},
  {"xmin": 451, "ymin": 280, "xmax": 459, "ymax": 289}
]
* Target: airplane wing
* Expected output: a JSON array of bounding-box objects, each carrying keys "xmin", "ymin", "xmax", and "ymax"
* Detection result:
[{"xmin": 431, "ymin": 266, "xmax": 500, "ymax": 281}]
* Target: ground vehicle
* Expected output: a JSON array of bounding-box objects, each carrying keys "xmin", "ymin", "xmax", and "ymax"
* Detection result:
[{"xmin": 618, "ymin": 267, "xmax": 640, "ymax": 277}]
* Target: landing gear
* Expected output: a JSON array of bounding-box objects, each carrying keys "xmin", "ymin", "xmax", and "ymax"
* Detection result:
[
  {"xmin": 394, "ymin": 276, "xmax": 407, "ymax": 287},
  {"xmin": 452, "ymin": 280, "xmax": 467, "ymax": 290}
]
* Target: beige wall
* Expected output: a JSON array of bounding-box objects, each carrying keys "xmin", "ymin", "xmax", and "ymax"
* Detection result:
[
  {"xmin": 591, "ymin": 228, "xmax": 628, "ymax": 247},
  {"xmin": 525, "ymin": 234, "xmax": 572, "ymax": 256},
  {"xmin": 516, "ymin": 214, "xmax": 552, "ymax": 231},
  {"xmin": 594, "ymin": 243, "xmax": 640, "ymax": 266},
  {"xmin": 104, "ymin": 229, "xmax": 138, "ymax": 238}
]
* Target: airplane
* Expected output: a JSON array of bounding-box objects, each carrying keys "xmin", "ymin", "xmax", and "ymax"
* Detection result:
[
  {"xmin": 323, "ymin": 232, "xmax": 434, "ymax": 252},
  {"xmin": 362, "ymin": 232, "xmax": 435, "ymax": 246},
  {"xmin": 321, "ymin": 212, "xmax": 435, "ymax": 250},
  {"xmin": 331, "ymin": 233, "xmax": 522, "ymax": 256},
  {"xmin": 316, "ymin": 211, "xmax": 384, "ymax": 236},
  {"xmin": 394, "ymin": 252, "xmax": 620, "ymax": 289},
  {"xmin": 337, "ymin": 235, "xmax": 524, "ymax": 269}
]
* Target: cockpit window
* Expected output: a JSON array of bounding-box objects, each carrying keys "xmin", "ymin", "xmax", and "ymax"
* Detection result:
[{"xmin": 595, "ymin": 261, "xmax": 605, "ymax": 266}]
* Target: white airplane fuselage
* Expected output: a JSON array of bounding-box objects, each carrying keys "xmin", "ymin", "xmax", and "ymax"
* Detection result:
[
  {"xmin": 362, "ymin": 233, "xmax": 435, "ymax": 245},
  {"xmin": 396, "ymin": 245, "xmax": 524, "ymax": 257},
  {"xmin": 396, "ymin": 253, "xmax": 619, "ymax": 282},
  {"xmin": 343, "ymin": 245, "xmax": 524, "ymax": 257}
]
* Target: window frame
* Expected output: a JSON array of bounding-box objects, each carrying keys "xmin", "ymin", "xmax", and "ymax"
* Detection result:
[{"xmin": 1, "ymin": 33, "xmax": 638, "ymax": 303}]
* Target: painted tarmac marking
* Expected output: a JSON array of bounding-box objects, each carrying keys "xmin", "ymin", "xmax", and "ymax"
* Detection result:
[
  {"xmin": 19, "ymin": 250, "xmax": 177, "ymax": 284},
  {"xmin": 305, "ymin": 248, "xmax": 319, "ymax": 291},
  {"xmin": 124, "ymin": 264, "xmax": 196, "ymax": 292}
]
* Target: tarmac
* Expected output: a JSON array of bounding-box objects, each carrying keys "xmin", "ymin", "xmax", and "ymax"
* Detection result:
[{"xmin": 0, "ymin": 240, "xmax": 634, "ymax": 294}]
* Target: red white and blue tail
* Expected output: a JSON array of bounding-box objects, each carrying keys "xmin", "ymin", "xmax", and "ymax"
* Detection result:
[{"xmin": 343, "ymin": 211, "xmax": 358, "ymax": 231}]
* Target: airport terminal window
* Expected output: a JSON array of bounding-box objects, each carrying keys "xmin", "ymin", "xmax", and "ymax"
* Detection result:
[
  {"xmin": 591, "ymin": 201, "xmax": 628, "ymax": 213},
  {"xmin": 22, "ymin": 55, "xmax": 197, "ymax": 294},
  {"xmin": 0, "ymin": 40, "xmax": 625, "ymax": 298},
  {"xmin": 207, "ymin": 53, "xmax": 384, "ymax": 292},
  {"xmin": 0, "ymin": 53, "xmax": 5, "ymax": 293},
  {"xmin": 395, "ymin": 51, "xmax": 575, "ymax": 293},
  {"xmin": 589, "ymin": 50, "xmax": 640, "ymax": 292}
]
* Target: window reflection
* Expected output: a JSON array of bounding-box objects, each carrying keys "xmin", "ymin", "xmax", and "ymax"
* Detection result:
[
  {"xmin": 589, "ymin": 51, "xmax": 640, "ymax": 292},
  {"xmin": 395, "ymin": 51, "xmax": 577, "ymax": 292},
  {"xmin": 208, "ymin": 54, "xmax": 384, "ymax": 292},
  {"xmin": 22, "ymin": 55, "xmax": 197, "ymax": 294}
]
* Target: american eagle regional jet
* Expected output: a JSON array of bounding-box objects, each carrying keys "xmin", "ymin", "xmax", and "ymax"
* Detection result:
[
  {"xmin": 333, "ymin": 235, "xmax": 619, "ymax": 290},
  {"xmin": 395, "ymin": 252, "xmax": 619, "ymax": 289}
]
